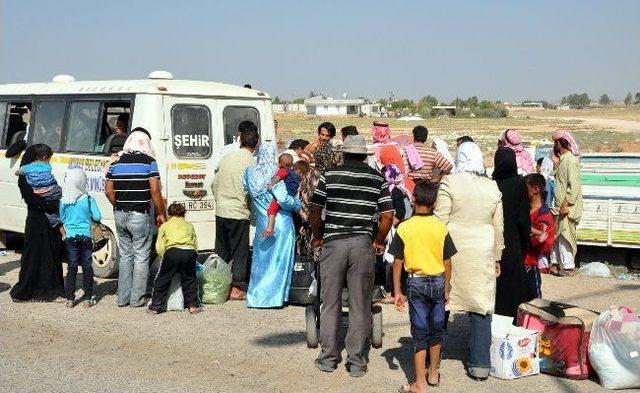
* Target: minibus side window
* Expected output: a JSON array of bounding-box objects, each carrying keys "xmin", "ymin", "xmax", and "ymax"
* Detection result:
[
  {"xmin": 100, "ymin": 103, "xmax": 131, "ymax": 151},
  {"xmin": 222, "ymin": 106, "xmax": 259, "ymax": 145},
  {"xmin": 1, "ymin": 102, "xmax": 31, "ymax": 148},
  {"xmin": 65, "ymin": 101, "xmax": 100, "ymax": 154},
  {"xmin": 171, "ymin": 105, "xmax": 212, "ymax": 158},
  {"xmin": 32, "ymin": 101, "xmax": 66, "ymax": 151}
]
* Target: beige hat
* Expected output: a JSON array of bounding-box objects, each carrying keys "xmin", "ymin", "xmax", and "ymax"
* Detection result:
[{"xmin": 339, "ymin": 135, "xmax": 372, "ymax": 155}]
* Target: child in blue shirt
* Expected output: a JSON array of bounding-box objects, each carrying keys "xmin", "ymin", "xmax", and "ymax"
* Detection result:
[{"xmin": 60, "ymin": 168, "xmax": 102, "ymax": 308}]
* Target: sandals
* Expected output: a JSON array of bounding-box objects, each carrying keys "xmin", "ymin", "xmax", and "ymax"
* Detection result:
[
  {"xmin": 83, "ymin": 299, "xmax": 97, "ymax": 308},
  {"xmin": 397, "ymin": 384, "xmax": 420, "ymax": 393},
  {"xmin": 427, "ymin": 371, "xmax": 440, "ymax": 387},
  {"xmin": 65, "ymin": 300, "xmax": 75, "ymax": 309},
  {"xmin": 188, "ymin": 307, "xmax": 202, "ymax": 314},
  {"xmin": 399, "ymin": 369, "xmax": 440, "ymax": 392}
]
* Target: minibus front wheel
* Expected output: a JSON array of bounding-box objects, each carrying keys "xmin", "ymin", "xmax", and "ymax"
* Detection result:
[{"xmin": 92, "ymin": 227, "xmax": 119, "ymax": 278}]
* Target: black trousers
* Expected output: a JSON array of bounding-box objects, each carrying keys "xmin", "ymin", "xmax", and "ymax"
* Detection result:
[
  {"xmin": 215, "ymin": 216, "xmax": 251, "ymax": 289},
  {"xmin": 149, "ymin": 248, "xmax": 198, "ymax": 311}
]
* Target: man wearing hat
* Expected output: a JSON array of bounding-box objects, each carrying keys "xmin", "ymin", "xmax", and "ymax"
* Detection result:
[{"xmin": 309, "ymin": 135, "xmax": 394, "ymax": 377}]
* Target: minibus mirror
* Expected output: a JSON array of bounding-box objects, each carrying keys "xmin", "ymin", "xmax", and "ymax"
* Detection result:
[{"xmin": 103, "ymin": 133, "xmax": 128, "ymax": 156}]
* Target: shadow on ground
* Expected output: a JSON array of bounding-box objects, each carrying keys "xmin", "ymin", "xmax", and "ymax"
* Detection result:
[
  {"xmin": 252, "ymin": 331, "xmax": 307, "ymax": 347},
  {"xmin": 0, "ymin": 281, "xmax": 11, "ymax": 293},
  {"xmin": 380, "ymin": 312, "xmax": 471, "ymax": 383},
  {"xmin": 0, "ymin": 258, "xmax": 21, "ymax": 276}
]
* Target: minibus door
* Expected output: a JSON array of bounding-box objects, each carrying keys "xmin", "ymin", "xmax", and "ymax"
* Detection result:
[{"xmin": 162, "ymin": 96, "xmax": 217, "ymax": 251}]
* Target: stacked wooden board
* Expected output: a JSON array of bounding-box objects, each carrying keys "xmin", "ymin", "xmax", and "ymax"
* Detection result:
[{"xmin": 577, "ymin": 154, "xmax": 640, "ymax": 249}]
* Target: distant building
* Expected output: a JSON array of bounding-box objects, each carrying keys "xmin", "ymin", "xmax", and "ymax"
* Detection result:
[
  {"xmin": 431, "ymin": 105, "xmax": 457, "ymax": 116},
  {"xmin": 504, "ymin": 102, "xmax": 545, "ymax": 111},
  {"xmin": 272, "ymin": 103, "xmax": 306, "ymax": 113},
  {"xmin": 304, "ymin": 96, "xmax": 366, "ymax": 115},
  {"xmin": 361, "ymin": 103, "xmax": 383, "ymax": 116}
]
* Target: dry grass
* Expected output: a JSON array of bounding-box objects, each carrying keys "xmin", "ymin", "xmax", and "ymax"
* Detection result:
[
  {"xmin": 530, "ymin": 106, "xmax": 640, "ymax": 121},
  {"xmin": 276, "ymin": 107, "xmax": 639, "ymax": 157}
]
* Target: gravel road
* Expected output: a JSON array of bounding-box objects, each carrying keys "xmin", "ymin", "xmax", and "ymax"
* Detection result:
[{"xmin": 0, "ymin": 253, "xmax": 638, "ymax": 393}]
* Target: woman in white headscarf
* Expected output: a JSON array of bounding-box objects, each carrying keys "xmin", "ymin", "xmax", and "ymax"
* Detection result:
[
  {"xmin": 121, "ymin": 129, "xmax": 156, "ymax": 158},
  {"xmin": 434, "ymin": 142, "xmax": 504, "ymax": 381},
  {"xmin": 431, "ymin": 137, "xmax": 456, "ymax": 174},
  {"xmin": 538, "ymin": 156, "xmax": 555, "ymax": 207}
]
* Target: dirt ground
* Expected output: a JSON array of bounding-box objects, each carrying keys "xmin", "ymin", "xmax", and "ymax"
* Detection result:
[{"xmin": 1, "ymin": 252, "xmax": 638, "ymax": 393}]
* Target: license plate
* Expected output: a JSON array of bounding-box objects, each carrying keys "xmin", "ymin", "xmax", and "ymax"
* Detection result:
[{"xmin": 179, "ymin": 199, "xmax": 214, "ymax": 211}]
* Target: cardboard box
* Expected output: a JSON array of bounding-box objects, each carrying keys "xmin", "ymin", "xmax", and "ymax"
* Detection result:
[{"xmin": 490, "ymin": 314, "xmax": 540, "ymax": 379}]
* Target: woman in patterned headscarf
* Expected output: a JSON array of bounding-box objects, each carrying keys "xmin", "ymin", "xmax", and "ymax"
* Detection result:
[
  {"xmin": 297, "ymin": 144, "xmax": 339, "ymax": 223},
  {"xmin": 500, "ymin": 129, "xmax": 534, "ymax": 175},
  {"xmin": 313, "ymin": 141, "xmax": 341, "ymax": 172}
]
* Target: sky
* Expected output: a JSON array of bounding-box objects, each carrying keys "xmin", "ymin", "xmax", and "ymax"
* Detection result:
[{"xmin": 1, "ymin": 0, "xmax": 639, "ymax": 103}]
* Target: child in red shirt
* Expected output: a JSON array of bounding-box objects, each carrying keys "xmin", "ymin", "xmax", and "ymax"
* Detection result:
[
  {"xmin": 261, "ymin": 153, "xmax": 305, "ymax": 237},
  {"xmin": 524, "ymin": 173, "xmax": 556, "ymax": 297}
]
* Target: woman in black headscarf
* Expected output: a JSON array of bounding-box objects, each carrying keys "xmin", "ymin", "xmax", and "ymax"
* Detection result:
[
  {"xmin": 9, "ymin": 144, "xmax": 65, "ymax": 302},
  {"xmin": 492, "ymin": 147, "xmax": 534, "ymax": 318}
]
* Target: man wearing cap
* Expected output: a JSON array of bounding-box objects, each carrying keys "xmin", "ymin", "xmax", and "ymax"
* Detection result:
[{"xmin": 309, "ymin": 135, "xmax": 394, "ymax": 377}]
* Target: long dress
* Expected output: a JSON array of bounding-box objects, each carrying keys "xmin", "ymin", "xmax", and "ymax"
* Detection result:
[
  {"xmin": 434, "ymin": 172, "xmax": 504, "ymax": 315},
  {"xmin": 9, "ymin": 176, "xmax": 65, "ymax": 301},
  {"xmin": 494, "ymin": 175, "xmax": 535, "ymax": 317},
  {"xmin": 244, "ymin": 179, "xmax": 301, "ymax": 308},
  {"xmin": 551, "ymin": 152, "xmax": 583, "ymax": 257}
]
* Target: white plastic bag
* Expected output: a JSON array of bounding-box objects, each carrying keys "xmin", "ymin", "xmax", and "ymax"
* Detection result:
[
  {"xmin": 578, "ymin": 262, "xmax": 611, "ymax": 277},
  {"xmin": 166, "ymin": 274, "xmax": 184, "ymax": 311},
  {"xmin": 199, "ymin": 254, "xmax": 232, "ymax": 304},
  {"xmin": 588, "ymin": 306, "xmax": 640, "ymax": 389}
]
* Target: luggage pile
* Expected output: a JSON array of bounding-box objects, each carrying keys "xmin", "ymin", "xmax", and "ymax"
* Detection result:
[{"xmin": 507, "ymin": 299, "xmax": 640, "ymax": 390}]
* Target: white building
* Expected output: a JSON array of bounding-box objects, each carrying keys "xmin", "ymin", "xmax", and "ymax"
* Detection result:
[
  {"xmin": 304, "ymin": 96, "xmax": 366, "ymax": 115},
  {"xmin": 272, "ymin": 103, "xmax": 306, "ymax": 113},
  {"xmin": 361, "ymin": 103, "xmax": 383, "ymax": 116}
]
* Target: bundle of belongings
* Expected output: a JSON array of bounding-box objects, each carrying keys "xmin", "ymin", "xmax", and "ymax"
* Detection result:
[
  {"xmin": 517, "ymin": 299, "xmax": 598, "ymax": 380},
  {"xmin": 588, "ymin": 306, "xmax": 640, "ymax": 390}
]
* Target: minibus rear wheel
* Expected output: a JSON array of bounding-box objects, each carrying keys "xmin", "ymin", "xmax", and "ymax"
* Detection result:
[{"xmin": 92, "ymin": 227, "xmax": 119, "ymax": 278}]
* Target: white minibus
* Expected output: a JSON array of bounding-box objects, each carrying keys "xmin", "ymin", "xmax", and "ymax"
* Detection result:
[{"xmin": 0, "ymin": 71, "xmax": 275, "ymax": 277}]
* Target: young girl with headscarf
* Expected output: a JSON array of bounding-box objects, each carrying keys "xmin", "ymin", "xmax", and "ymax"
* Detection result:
[
  {"xmin": 60, "ymin": 168, "xmax": 102, "ymax": 308},
  {"xmin": 381, "ymin": 164, "xmax": 413, "ymax": 304},
  {"xmin": 382, "ymin": 164, "xmax": 412, "ymax": 226}
]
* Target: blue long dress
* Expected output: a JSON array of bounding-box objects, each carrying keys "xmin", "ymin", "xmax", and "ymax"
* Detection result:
[{"xmin": 244, "ymin": 178, "xmax": 301, "ymax": 308}]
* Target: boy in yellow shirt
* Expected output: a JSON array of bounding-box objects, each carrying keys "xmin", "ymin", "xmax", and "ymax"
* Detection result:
[
  {"xmin": 390, "ymin": 181, "xmax": 456, "ymax": 391},
  {"xmin": 148, "ymin": 203, "xmax": 200, "ymax": 314}
]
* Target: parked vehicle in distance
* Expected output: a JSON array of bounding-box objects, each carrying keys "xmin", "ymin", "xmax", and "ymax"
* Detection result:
[{"xmin": 0, "ymin": 72, "xmax": 275, "ymax": 278}]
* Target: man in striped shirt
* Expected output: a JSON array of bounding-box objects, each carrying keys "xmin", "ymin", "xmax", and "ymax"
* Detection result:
[
  {"xmin": 406, "ymin": 125, "xmax": 453, "ymax": 182},
  {"xmin": 105, "ymin": 128, "xmax": 165, "ymax": 308},
  {"xmin": 310, "ymin": 135, "xmax": 394, "ymax": 377}
]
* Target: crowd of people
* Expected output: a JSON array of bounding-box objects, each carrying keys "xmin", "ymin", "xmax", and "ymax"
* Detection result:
[{"xmin": 7, "ymin": 118, "xmax": 584, "ymax": 389}]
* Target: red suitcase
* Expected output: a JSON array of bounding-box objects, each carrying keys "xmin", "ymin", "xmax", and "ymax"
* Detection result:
[{"xmin": 517, "ymin": 299, "xmax": 599, "ymax": 380}]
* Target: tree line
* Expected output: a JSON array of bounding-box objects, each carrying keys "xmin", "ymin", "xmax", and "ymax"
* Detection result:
[{"xmin": 271, "ymin": 91, "xmax": 639, "ymax": 116}]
